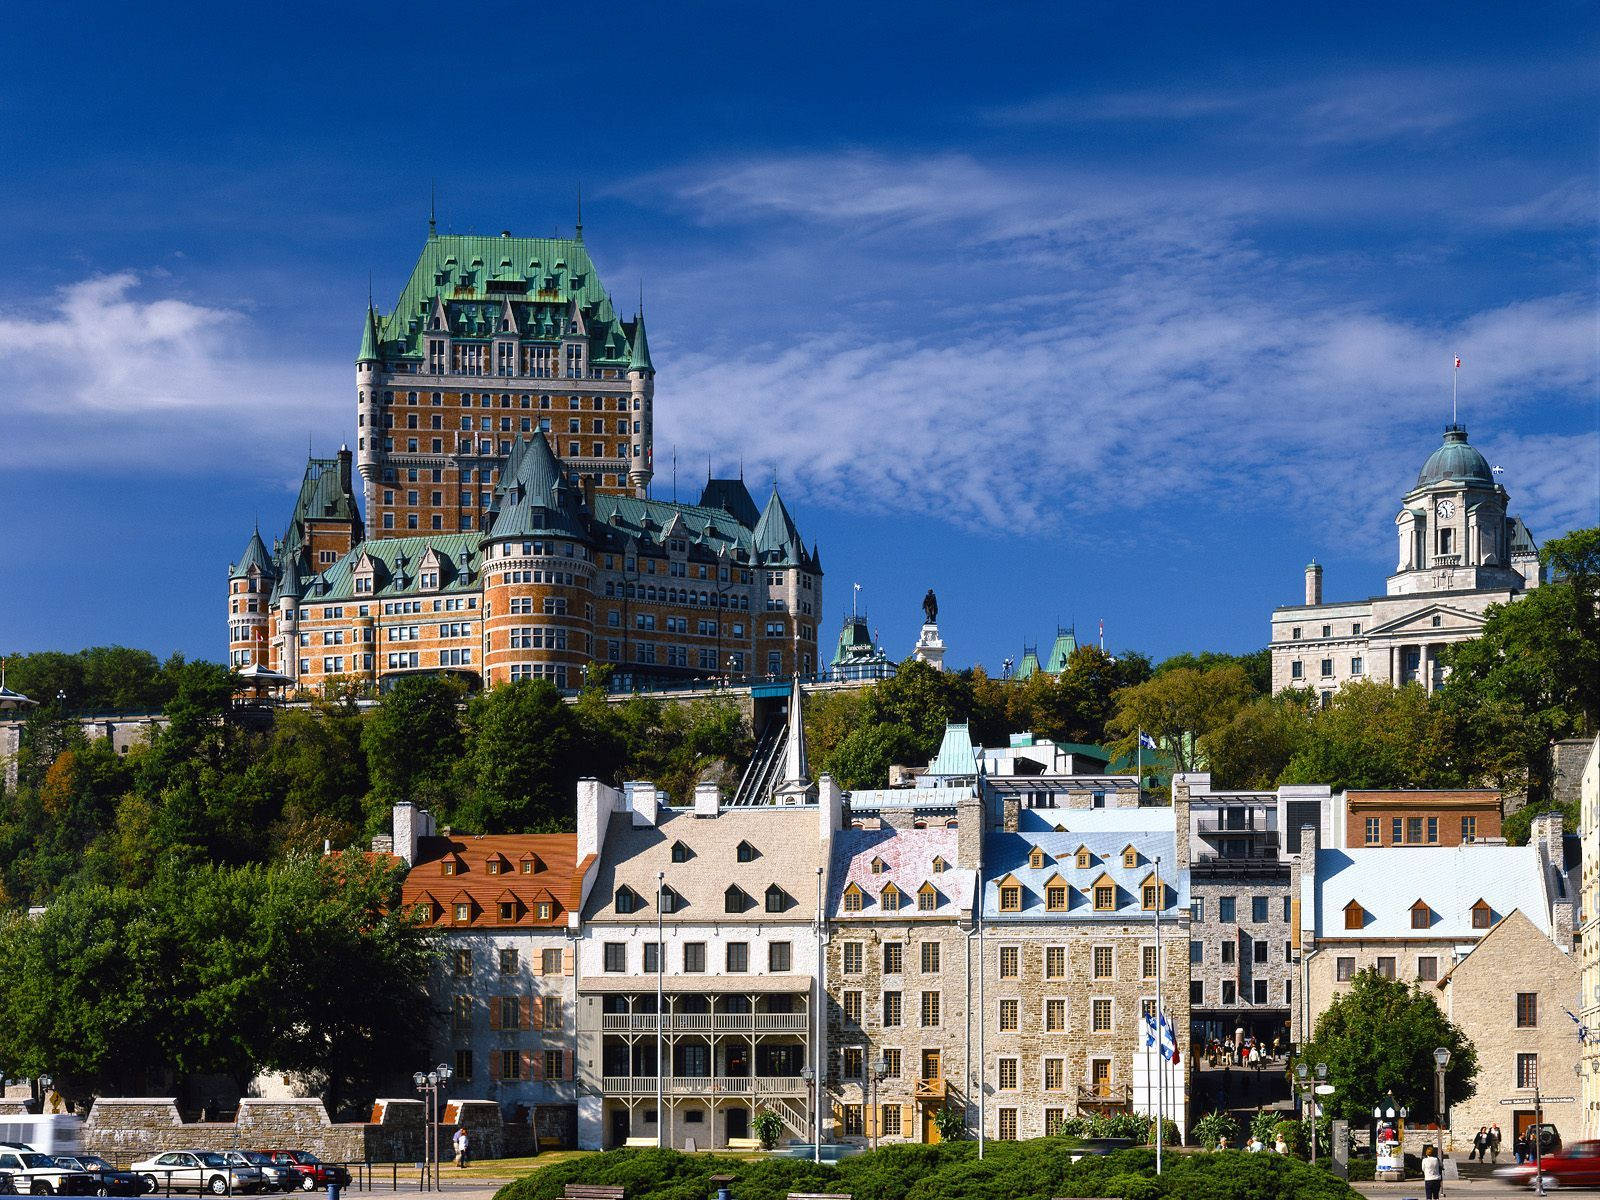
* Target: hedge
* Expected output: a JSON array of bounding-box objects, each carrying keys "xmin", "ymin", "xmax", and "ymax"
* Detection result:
[{"xmin": 492, "ymin": 1142, "xmax": 1362, "ymax": 1200}]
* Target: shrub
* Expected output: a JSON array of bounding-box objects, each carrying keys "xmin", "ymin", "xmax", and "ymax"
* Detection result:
[
  {"xmin": 1192, "ymin": 1110, "xmax": 1242, "ymax": 1150},
  {"xmin": 1053, "ymin": 1113, "xmax": 1178, "ymax": 1145},
  {"xmin": 1250, "ymin": 1109, "xmax": 1279, "ymax": 1144},
  {"xmin": 932, "ymin": 1104, "xmax": 967, "ymax": 1141},
  {"xmin": 752, "ymin": 1109, "xmax": 783, "ymax": 1150},
  {"xmin": 1271, "ymin": 1119, "xmax": 1306, "ymax": 1155}
]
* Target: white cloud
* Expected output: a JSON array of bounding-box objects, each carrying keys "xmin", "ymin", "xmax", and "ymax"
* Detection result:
[{"xmin": 0, "ymin": 273, "xmax": 346, "ymax": 476}]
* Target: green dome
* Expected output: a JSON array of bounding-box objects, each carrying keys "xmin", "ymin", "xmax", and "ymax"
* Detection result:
[{"xmin": 1417, "ymin": 424, "xmax": 1492, "ymax": 489}]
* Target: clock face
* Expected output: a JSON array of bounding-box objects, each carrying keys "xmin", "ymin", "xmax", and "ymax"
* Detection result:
[{"xmin": 1436, "ymin": 500, "xmax": 1456, "ymax": 519}]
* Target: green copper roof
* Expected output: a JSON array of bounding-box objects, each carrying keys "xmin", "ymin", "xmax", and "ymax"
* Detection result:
[
  {"xmin": 753, "ymin": 488, "xmax": 808, "ymax": 565},
  {"xmin": 1044, "ymin": 627, "xmax": 1078, "ymax": 673},
  {"xmin": 306, "ymin": 534, "xmax": 482, "ymax": 604},
  {"xmin": 231, "ymin": 528, "xmax": 274, "ymax": 579},
  {"xmin": 1417, "ymin": 424, "xmax": 1493, "ymax": 489},
  {"xmin": 830, "ymin": 614, "xmax": 891, "ymax": 670},
  {"xmin": 357, "ymin": 305, "xmax": 381, "ymax": 362},
  {"xmin": 928, "ymin": 722, "xmax": 978, "ymax": 778},
  {"xmin": 699, "ymin": 478, "xmax": 761, "ymax": 527},
  {"xmin": 486, "ymin": 433, "xmax": 588, "ymax": 542},
  {"xmin": 373, "ymin": 233, "xmax": 631, "ymax": 362},
  {"xmin": 628, "ymin": 310, "xmax": 654, "ymax": 374},
  {"xmin": 1015, "ymin": 649, "xmax": 1041, "ymax": 679}
]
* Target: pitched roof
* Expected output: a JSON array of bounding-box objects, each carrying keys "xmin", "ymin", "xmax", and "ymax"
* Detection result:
[
  {"xmin": 829, "ymin": 826, "xmax": 975, "ymax": 919},
  {"xmin": 628, "ymin": 310, "xmax": 654, "ymax": 374},
  {"xmin": 399, "ymin": 832, "xmax": 580, "ymax": 929},
  {"xmin": 583, "ymin": 806, "xmax": 824, "ymax": 923},
  {"xmin": 753, "ymin": 488, "xmax": 809, "ymax": 566},
  {"xmin": 698, "ymin": 478, "xmax": 761, "ymax": 528},
  {"xmin": 928, "ymin": 723, "xmax": 978, "ymax": 778},
  {"xmin": 231, "ymin": 528, "xmax": 274, "ymax": 579},
  {"xmin": 486, "ymin": 432, "xmax": 587, "ymax": 541},
  {"xmin": 1311, "ymin": 844, "xmax": 1552, "ymax": 939},
  {"xmin": 981, "ymin": 821, "xmax": 1186, "ymax": 920},
  {"xmin": 302, "ymin": 534, "xmax": 481, "ymax": 603},
  {"xmin": 1045, "ymin": 627, "xmax": 1079, "ymax": 673}
]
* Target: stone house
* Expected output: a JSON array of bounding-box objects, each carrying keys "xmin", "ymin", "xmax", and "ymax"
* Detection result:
[{"xmin": 1435, "ymin": 909, "xmax": 1581, "ymax": 1142}]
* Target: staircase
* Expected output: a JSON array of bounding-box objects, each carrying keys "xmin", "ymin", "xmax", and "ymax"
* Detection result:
[
  {"xmin": 766, "ymin": 1096, "xmax": 811, "ymax": 1139},
  {"xmin": 731, "ymin": 716, "xmax": 787, "ymax": 805}
]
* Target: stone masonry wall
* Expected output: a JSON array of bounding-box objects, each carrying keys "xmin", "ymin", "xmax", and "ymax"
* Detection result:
[{"xmin": 82, "ymin": 1098, "xmax": 429, "ymax": 1166}]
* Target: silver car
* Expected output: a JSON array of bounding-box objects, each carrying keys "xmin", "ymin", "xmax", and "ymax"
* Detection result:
[{"xmin": 127, "ymin": 1153, "xmax": 262, "ymax": 1196}]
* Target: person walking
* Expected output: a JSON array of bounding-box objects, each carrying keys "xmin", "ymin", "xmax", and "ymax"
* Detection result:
[
  {"xmin": 1421, "ymin": 1145, "xmax": 1443, "ymax": 1200},
  {"xmin": 1514, "ymin": 1132, "xmax": 1528, "ymax": 1165},
  {"xmin": 453, "ymin": 1126, "xmax": 469, "ymax": 1168},
  {"xmin": 1474, "ymin": 1126, "xmax": 1491, "ymax": 1162},
  {"xmin": 1489, "ymin": 1124, "xmax": 1502, "ymax": 1164}
]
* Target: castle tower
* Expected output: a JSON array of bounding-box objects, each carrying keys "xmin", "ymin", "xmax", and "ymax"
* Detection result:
[
  {"xmin": 626, "ymin": 309, "xmax": 654, "ymax": 496},
  {"xmin": 356, "ymin": 230, "xmax": 650, "ymax": 539},
  {"xmin": 227, "ymin": 528, "xmax": 275, "ymax": 669},
  {"xmin": 752, "ymin": 486, "xmax": 821, "ymax": 677},
  {"xmin": 479, "ymin": 434, "xmax": 596, "ymax": 690}
]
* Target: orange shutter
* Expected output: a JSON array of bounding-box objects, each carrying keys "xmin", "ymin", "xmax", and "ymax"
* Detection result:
[
  {"xmin": 903, "ymin": 1104, "xmax": 913, "ymax": 1139},
  {"xmin": 521, "ymin": 1050, "xmax": 535, "ymax": 1080},
  {"xmin": 489, "ymin": 996, "xmax": 502, "ymax": 1030},
  {"xmin": 866, "ymin": 1104, "xmax": 878, "ymax": 1139},
  {"xmin": 488, "ymin": 1051, "xmax": 501, "ymax": 1080},
  {"xmin": 520, "ymin": 996, "xmax": 532, "ymax": 1030},
  {"xmin": 562, "ymin": 947, "xmax": 574, "ymax": 975},
  {"xmin": 531, "ymin": 995, "xmax": 545, "ymax": 1030},
  {"xmin": 562, "ymin": 1050, "xmax": 572, "ymax": 1082}
]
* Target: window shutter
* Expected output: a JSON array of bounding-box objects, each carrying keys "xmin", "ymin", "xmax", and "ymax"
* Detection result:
[
  {"xmin": 562, "ymin": 947, "xmax": 575, "ymax": 975},
  {"xmin": 903, "ymin": 1105, "xmax": 913, "ymax": 1139},
  {"xmin": 520, "ymin": 996, "xmax": 532, "ymax": 1030},
  {"xmin": 522, "ymin": 1050, "xmax": 536, "ymax": 1080},
  {"xmin": 489, "ymin": 1051, "xmax": 501, "ymax": 1080},
  {"xmin": 489, "ymin": 996, "xmax": 502, "ymax": 1031},
  {"xmin": 562, "ymin": 1050, "xmax": 572, "ymax": 1082},
  {"xmin": 866, "ymin": 1103, "xmax": 878, "ymax": 1139},
  {"xmin": 536, "ymin": 994, "xmax": 550, "ymax": 1029}
]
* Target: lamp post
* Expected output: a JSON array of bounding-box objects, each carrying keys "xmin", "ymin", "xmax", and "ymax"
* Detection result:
[
  {"xmin": 656, "ymin": 870, "xmax": 666, "ymax": 1149},
  {"xmin": 412, "ymin": 1062, "xmax": 453, "ymax": 1190},
  {"xmin": 813, "ymin": 865, "xmax": 825, "ymax": 1164},
  {"xmin": 870, "ymin": 1056, "xmax": 889, "ymax": 1151},
  {"xmin": 1310, "ymin": 1063, "xmax": 1326, "ymax": 1161},
  {"xmin": 1433, "ymin": 1047, "xmax": 1451, "ymax": 1143},
  {"xmin": 799, "ymin": 1067, "xmax": 816, "ymax": 1157},
  {"xmin": 36, "ymin": 1074, "xmax": 53, "ymax": 1114}
]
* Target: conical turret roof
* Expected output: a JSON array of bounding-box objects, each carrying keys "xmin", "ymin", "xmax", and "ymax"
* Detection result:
[
  {"xmin": 357, "ymin": 304, "xmax": 381, "ymax": 362},
  {"xmin": 628, "ymin": 311, "xmax": 654, "ymax": 375},
  {"xmin": 753, "ymin": 487, "xmax": 806, "ymax": 565},
  {"xmin": 486, "ymin": 434, "xmax": 589, "ymax": 542},
  {"xmin": 231, "ymin": 528, "xmax": 274, "ymax": 580}
]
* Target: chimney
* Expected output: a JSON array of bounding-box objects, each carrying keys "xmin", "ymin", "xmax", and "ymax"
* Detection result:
[
  {"xmin": 631, "ymin": 782, "xmax": 661, "ymax": 827},
  {"xmin": 1170, "ymin": 777, "xmax": 1192, "ymax": 871},
  {"xmin": 393, "ymin": 802, "xmax": 419, "ymax": 866},
  {"xmin": 582, "ymin": 474, "xmax": 597, "ymax": 513},
  {"xmin": 818, "ymin": 775, "xmax": 843, "ymax": 843},
  {"xmin": 578, "ymin": 777, "xmax": 621, "ymax": 863},
  {"xmin": 956, "ymin": 791, "xmax": 984, "ymax": 870},
  {"xmin": 693, "ymin": 782, "xmax": 721, "ymax": 818},
  {"xmin": 338, "ymin": 444, "xmax": 354, "ymax": 496},
  {"xmin": 1305, "ymin": 560, "xmax": 1323, "ymax": 606}
]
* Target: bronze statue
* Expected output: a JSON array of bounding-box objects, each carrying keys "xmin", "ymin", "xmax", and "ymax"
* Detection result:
[{"xmin": 922, "ymin": 588, "xmax": 938, "ymax": 626}]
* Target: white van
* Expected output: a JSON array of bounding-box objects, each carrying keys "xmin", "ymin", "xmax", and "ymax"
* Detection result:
[{"xmin": 0, "ymin": 1116, "xmax": 85, "ymax": 1158}]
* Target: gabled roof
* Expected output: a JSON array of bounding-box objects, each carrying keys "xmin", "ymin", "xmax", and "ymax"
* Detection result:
[
  {"xmin": 1311, "ymin": 844, "xmax": 1554, "ymax": 940},
  {"xmin": 829, "ymin": 826, "xmax": 975, "ymax": 919},
  {"xmin": 305, "ymin": 534, "xmax": 481, "ymax": 604},
  {"xmin": 399, "ymin": 833, "xmax": 579, "ymax": 929}
]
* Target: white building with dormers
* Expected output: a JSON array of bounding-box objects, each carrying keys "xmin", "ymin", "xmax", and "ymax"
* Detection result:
[{"xmin": 1270, "ymin": 423, "xmax": 1541, "ymax": 699}]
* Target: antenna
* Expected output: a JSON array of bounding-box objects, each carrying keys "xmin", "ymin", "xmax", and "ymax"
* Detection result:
[
  {"xmin": 576, "ymin": 184, "xmax": 584, "ymax": 241},
  {"xmin": 672, "ymin": 447, "xmax": 678, "ymax": 503},
  {"xmin": 1452, "ymin": 356, "xmax": 1461, "ymax": 424},
  {"xmin": 429, "ymin": 182, "xmax": 436, "ymax": 237}
]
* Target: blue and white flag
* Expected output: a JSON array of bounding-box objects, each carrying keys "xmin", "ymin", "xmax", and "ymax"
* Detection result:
[
  {"xmin": 1141, "ymin": 1011, "xmax": 1159, "ymax": 1051},
  {"xmin": 1138, "ymin": 731, "xmax": 1158, "ymax": 751},
  {"xmin": 1159, "ymin": 1013, "xmax": 1181, "ymax": 1063},
  {"xmin": 1566, "ymin": 1009, "xmax": 1589, "ymax": 1044}
]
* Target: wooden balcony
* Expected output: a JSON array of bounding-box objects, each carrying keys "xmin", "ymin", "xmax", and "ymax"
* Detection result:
[
  {"xmin": 600, "ymin": 1013, "xmax": 808, "ymax": 1034},
  {"xmin": 601, "ymin": 1074, "xmax": 810, "ymax": 1097},
  {"xmin": 914, "ymin": 1077, "xmax": 947, "ymax": 1102}
]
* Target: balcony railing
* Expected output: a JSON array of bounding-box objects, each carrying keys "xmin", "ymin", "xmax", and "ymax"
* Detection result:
[
  {"xmin": 1196, "ymin": 814, "xmax": 1278, "ymax": 836},
  {"xmin": 1191, "ymin": 849, "xmax": 1284, "ymax": 874},
  {"xmin": 914, "ymin": 1077, "xmax": 947, "ymax": 1101},
  {"xmin": 1076, "ymin": 1083, "xmax": 1133, "ymax": 1107},
  {"xmin": 601, "ymin": 1074, "xmax": 810, "ymax": 1097},
  {"xmin": 600, "ymin": 1013, "xmax": 809, "ymax": 1034}
]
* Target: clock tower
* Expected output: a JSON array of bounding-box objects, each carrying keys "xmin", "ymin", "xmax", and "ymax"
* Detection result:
[{"xmin": 1387, "ymin": 424, "xmax": 1538, "ymax": 597}]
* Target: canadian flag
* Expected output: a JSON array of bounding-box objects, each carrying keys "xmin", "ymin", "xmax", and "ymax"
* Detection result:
[{"xmin": 1455, "ymin": 357, "xmax": 1462, "ymax": 369}]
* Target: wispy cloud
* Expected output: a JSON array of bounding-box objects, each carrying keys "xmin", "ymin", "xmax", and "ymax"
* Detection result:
[{"xmin": 0, "ymin": 273, "xmax": 346, "ymax": 477}]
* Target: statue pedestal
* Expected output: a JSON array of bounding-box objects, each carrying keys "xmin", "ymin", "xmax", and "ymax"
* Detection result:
[{"xmin": 913, "ymin": 623, "xmax": 946, "ymax": 672}]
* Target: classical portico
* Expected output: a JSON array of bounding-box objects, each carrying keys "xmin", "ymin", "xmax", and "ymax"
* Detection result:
[{"xmin": 1269, "ymin": 424, "xmax": 1540, "ymax": 698}]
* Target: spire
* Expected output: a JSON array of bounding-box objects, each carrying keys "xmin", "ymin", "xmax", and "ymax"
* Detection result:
[
  {"xmin": 753, "ymin": 487, "xmax": 805, "ymax": 563},
  {"xmin": 773, "ymin": 675, "xmax": 815, "ymax": 803},
  {"xmin": 429, "ymin": 181, "xmax": 437, "ymax": 238},
  {"xmin": 575, "ymin": 184, "xmax": 583, "ymax": 242},
  {"xmin": 357, "ymin": 302, "xmax": 381, "ymax": 362},
  {"xmin": 628, "ymin": 308, "xmax": 654, "ymax": 375}
]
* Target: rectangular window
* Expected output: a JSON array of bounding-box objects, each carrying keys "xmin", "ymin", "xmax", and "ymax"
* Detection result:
[
  {"xmin": 1045, "ymin": 998, "xmax": 1067, "ymax": 1031},
  {"xmin": 1190, "ymin": 941, "xmax": 1203, "ymax": 964},
  {"xmin": 1045, "ymin": 946, "xmax": 1066, "ymax": 978},
  {"xmin": 1091, "ymin": 998, "xmax": 1112, "ymax": 1032},
  {"xmin": 1336, "ymin": 956, "xmax": 1355, "ymax": 981},
  {"xmin": 544, "ymin": 1050, "xmax": 563, "ymax": 1081},
  {"xmin": 1517, "ymin": 992, "xmax": 1538, "ymax": 1027},
  {"xmin": 882, "ymin": 1049, "xmax": 901, "ymax": 1078},
  {"xmin": 1427, "ymin": 816, "xmax": 1438, "ymax": 844},
  {"xmin": 1218, "ymin": 896, "xmax": 1236, "ymax": 923},
  {"xmin": 1407, "ymin": 817, "xmax": 1423, "ymax": 844},
  {"xmin": 921, "ymin": 942, "xmax": 940, "ymax": 973},
  {"xmin": 997, "ymin": 1109, "xmax": 1017, "ymax": 1141},
  {"xmin": 769, "ymin": 942, "xmax": 791, "ymax": 972},
  {"xmin": 881, "ymin": 1105, "xmax": 902, "ymax": 1136},
  {"xmin": 500, "ymin": 1049, "xmax": 521, "ymax": 1080},
  {"xmin": 843, "ymin": 1047, "xmax": 864, "ymax": 1079},
  {"xmin": 920, "ymin": 991, "xmax": 941, "ymax": 1027},
  {"xmin": 883, "ymin": 942, "xmax": 904, "ymax": 974},
  {"xmin": 1221, "ymin": 941, "xmax": 1236, "ymax": 965},
  {"xmin": 1462, "ymin": 816, "xmax": 1477, "ymax": 843},
  {"xmin": 843, "ymin": 991, "xmax": 862, "ymax": 1024},
  {"xmin": 454, "ymin": 949, "xmax": 472, "ymax": 976},
  {"xmin": 499, "ymin": 948, "xmax": 518, "ymax": 974},
  {"xmin": 683, "ymin": 942, "xmax": 706, "ymax": 973},
  {"xmin": 726, "ymin": 942, "xmax": 749, "ymax": 972},
  {"xmin": 1393, "ymin": 817, "xmax": 1403, "ymax": 843},
  {"xmin": 1517, "ymin": 1053, "xmax": 1539, "ymax": 1089},
  {"xmin": 1221, "ymin": 980, "xmax": 1236, "ymax": 1004},
  {"xmin": 541, "ymin": 948, "xmax": 562, "ymax": 975},
  {"xmin": 1093, "ymin": 946, "xmax": 1113, "ymax": 979},
  {"xmin": 1376, "ymin": 956, "xmax": 1396, "ymax": 979},
  {"xmin": 1365, "ymin": 817, "xmax": 1381, "ymax": 844},
  {"xmin": 999, "ymin": 998, "xmax": 1019, "ymax": 1031},
  {"xmin": 1417, "ymin": 956, "xmax": 1438, "ymax": 981},
  {"xmin": 843, "ymin": 942, "xmax": 863, "ymax": 974},
  {"xmin": 603, "ymin": 943, "xmax": 626, "ymax": 972},
  {"xmin": 1190, "ymin": 980, "xmax": 1204, "ymax": 1005},
  {"xmin": 1253, "ymin": 940, "xmax": 1269, "ymax": 964},
  {"xmin": 642, "ymin": 942, "xmax": 661, "ymax": 973},
  {"xmin": 998, "ymin": 945, "xmax": 1019, "ymax": 978},
  {"xmin": 843, "ymin": 1105, "xmax": 863, "ymax": 1136},
  {"xmin": 1252, "ymin": 896, "xmax": 1269, "ymax": 922},
  {"xmin": 1351, "ymin": 656, "xmax": 1364, "ymax": 675},
  {"xmin": 997, "ymin": 1058, "xmax": 1018, "ymax": 1090},
  {"xmin": 455, "ymin": 1049, "xmax": 472, "ymax": 1082},
  {"xmin": 1142, "ymin": 945, "xmax": 1158, "ymax": 979},
  {"xmin": 882, "ymin": 991, "xmax": 901, "ymax": 1027},
  {"xmin": 1253, "ymin": 979, "xmax": 1268, "ymax": 1004}
]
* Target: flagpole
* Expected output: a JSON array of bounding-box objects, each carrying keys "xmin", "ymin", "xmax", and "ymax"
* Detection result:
[{"xmin": 1155, "ymin": 854, "xmax": 1164, "ymax": 1175}]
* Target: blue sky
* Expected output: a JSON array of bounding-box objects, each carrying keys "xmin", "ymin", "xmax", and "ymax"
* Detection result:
[{"xmin": 1, "ymin": 1, "xmax": 1596, "ymax": 672}]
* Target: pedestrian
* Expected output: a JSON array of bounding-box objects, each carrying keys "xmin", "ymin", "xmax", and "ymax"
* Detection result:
[
  {"xmin": 1490, "ymin": 1124, "xmax": 1501, "ymax": 1163},
  {"xmin": 1471, "ymin": 1126, "xmax": 1487, "ymax": 1162},
  {"xmin": 453, "ymin": 1126, "xmax": 469, "ymax": 1168},
  {"xmin": 1272, "ymin": 1033, "xmax": 1283, "ymax": 1060},
  {"xmin": 1420, "ymin": 1145, "xmax": 1443, "ymax": 1200},
  {"xmin": 1514, "ymin": 1133, "xmax": 1528, "ymax": 1164}
]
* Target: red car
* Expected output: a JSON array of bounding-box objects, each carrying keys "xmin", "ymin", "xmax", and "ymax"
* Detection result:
[
  {"xmin": 260, "ymin": 1155, "xmax": 350, "ymax": 1193},
  {"xmin": 1501, "ymin": 1138, "xmax": 1600, "ymax": 1189}
]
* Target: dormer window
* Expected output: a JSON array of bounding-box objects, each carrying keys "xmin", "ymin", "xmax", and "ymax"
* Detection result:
[
  {"xmin": 1410, "ymin": 901, "xmax": 1432, "ymax": 930},
  {"xmin": 725, "ymin": 885, "xmax": 751, "ymax": 914},
  {"xmin": 765, "ymin": 885, "xmax": 790, "ymax": 914},
  {"xmin": 660, "ymin": 887, "xmax": 682, "ymax": 914},
  {"xmin": 1075, "ymin": 846, "xmax": 1092, "ymax": 869},
  {"xmin": 881, "ymin": 884, "xmax": 904, "ymax": 913},
  {"xmin": 1092, "ymin": 875, "xmax": 1117, "ymax": 911},
  {"xmin": 931, "ymin": 856, "xmax": 948, "ymax": 873},
  {"xmin": 1046, "ymin": 882, "xmax": 1068, "ymax": 912},
  {"xmin": 441, "ymin": 860, "xmax": 457, "ymax": 876},
  {"xmin": 670, "ymin": 841, "xmax": 691, "ymax": 864},
  {"xmin": 1471, "ymin": 900, "xmax": 1493, "ymax": 929},
  {"xmin": 1344, "ymin": 901, "xmax": 1365, "ymax": 930},
  {"xmin": 615, "ymin": 886, "xmax": 642, "ymax": 915},
  {"xmin": 520, "ymin": 856, "xmax": 537, "ymax": 874},
  {"xmin": 918, "ymin": 883, "xmax": 938, "ymax": 911},
  {"xmin": 1028, "ymin": 848, "xmax": 1045, "ymax": 870},
  {"xmin": 843, "ymin": 883, "xmax": 864, "ymax": 913},
  {"xmin": 870, "ymin": 857, "xmax": 887, "ymax": 875},
  {"xmin": 1143, "ymin": 883, "xmax": 1160, "ymax": 910},
  {"xmin": 454, "ymin": 903, "xmax": 471, "ymax": 924},
  {"xmin": 498, "ymin": 901, "xmax": 516, "ymax": 921},
  {"xmin": 1122, "ymin": 845, "xmax": 1139, "ymax": 870},
  {"xmin": 536, "ymin": 901, "xmax": 553, "ymax": 921},
  {"xmin": 736, "ymin": 840, "xmax": 758, "ymax": 863},
  {"xmin": 486, "ymin": 860, "xmax": 502, "ymax": 876},
  {"xmin": 1000, "ymin": 883, "xmax": 1022, "ymax": 912}
]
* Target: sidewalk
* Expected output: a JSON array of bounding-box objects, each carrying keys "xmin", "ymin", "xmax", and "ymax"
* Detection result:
[{"xmin": 1354, "ymin": 1179, "xmax": 1528, "ymax": 1198}]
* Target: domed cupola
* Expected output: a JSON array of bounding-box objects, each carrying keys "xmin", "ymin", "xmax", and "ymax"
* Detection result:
[{"xmin": 1417, "ymin": 424, "xmax": 1493, "ymax": 489}]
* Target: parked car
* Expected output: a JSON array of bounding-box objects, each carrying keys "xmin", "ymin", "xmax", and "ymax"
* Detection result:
[
  {"xmin": 50, "ymin": 1157, "xmax": 148, "ymax": 1197},
  {"xmin": 0, "ymin": 1150, "xmax": 95, "ymax": 1195},
  {"xmin": 128, "ymin": 1153, "xmax": 263, "ymax": 1196},
  {"xmin": 258, "ymin": 1156, "xmax": 346, "ymax": 1194},
  {"xmin": 220, "ymin": 1158, "xmax": 296, "ymax": 1194}
]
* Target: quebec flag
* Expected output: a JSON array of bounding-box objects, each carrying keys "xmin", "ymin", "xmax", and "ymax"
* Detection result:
[{"xmin": 1138, "ymin": 732, "xmax": 1158, "ymax": 750}]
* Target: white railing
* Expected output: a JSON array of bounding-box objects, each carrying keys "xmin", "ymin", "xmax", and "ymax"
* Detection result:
[
  {"xmin": 600, "ymin": 1013, "xmax": 808, "ymax": 1033},
  {"xmin": 601, "ymin": 1075, "xmax": 810, "ymax": 1096}
]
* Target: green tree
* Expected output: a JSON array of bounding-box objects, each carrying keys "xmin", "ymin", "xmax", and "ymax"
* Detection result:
[
  {"xmin": 1278, "ymin": 681, "xmax": 1459, "ymax": 790},
  {"xmin": 1199, "ymin": 691, "xmax": 1313, "ymax": 788},
  {"xmin": 824, "ymin": 723, "xmax": 925, "ymax": 789},
  {"xmin": 1106, "ymin": 664, "xmax": 1257, "ymax": 775},
  {"xmin": 361, "ymin": 676, "xmax": 464, "ymax": 805},
  {"xmin": 1156, "ymin": 648, "xmax": 1271, "ymax": 695},
  {"xmin": 456, "ymin": 680, "xmax": 583, "ymax": 832},
  {"xmin": 262, "ymin": 700, "xmax": 372, "ymax": 853},
  {"xmin": 1297, "ymin": 969, "xmax": 1477, "ymax": 1124}
]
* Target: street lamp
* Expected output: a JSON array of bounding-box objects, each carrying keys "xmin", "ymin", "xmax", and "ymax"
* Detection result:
[
  {"xmin": 870, "ymin": 1056, "xmax": 890, "ymax": 1150},
  {"xmin": 1309, "ymin": 1064, "xmax": 1327, "ymax": 1162},
  {"xmin": 413, "ymin": 1062, "xmax": 453, "ymax": 1190},
  {"xmin": 656, "ymin": 870, "xmax": 666, "ymax": 1150},
  {"xmin": 1433, "ymin": 1047, "xmax": 1451, "ymax": 1138},
  {"xmin": 37, "ymin": 1074, "xmax": 53, "ymax": 1114},
  {"xmin": 799, "ymin": 1067, "xmax": 816, "ymax": 1160}
]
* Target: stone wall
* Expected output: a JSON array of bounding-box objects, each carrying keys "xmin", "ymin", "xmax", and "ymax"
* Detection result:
[
  {"xmin": 1552, "ymin": 738, "xmax": 1596, "ymax": 812},
  {"xmin": 82, "ymin": 1098, "xmax": 428, "ymax": 1166}
]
